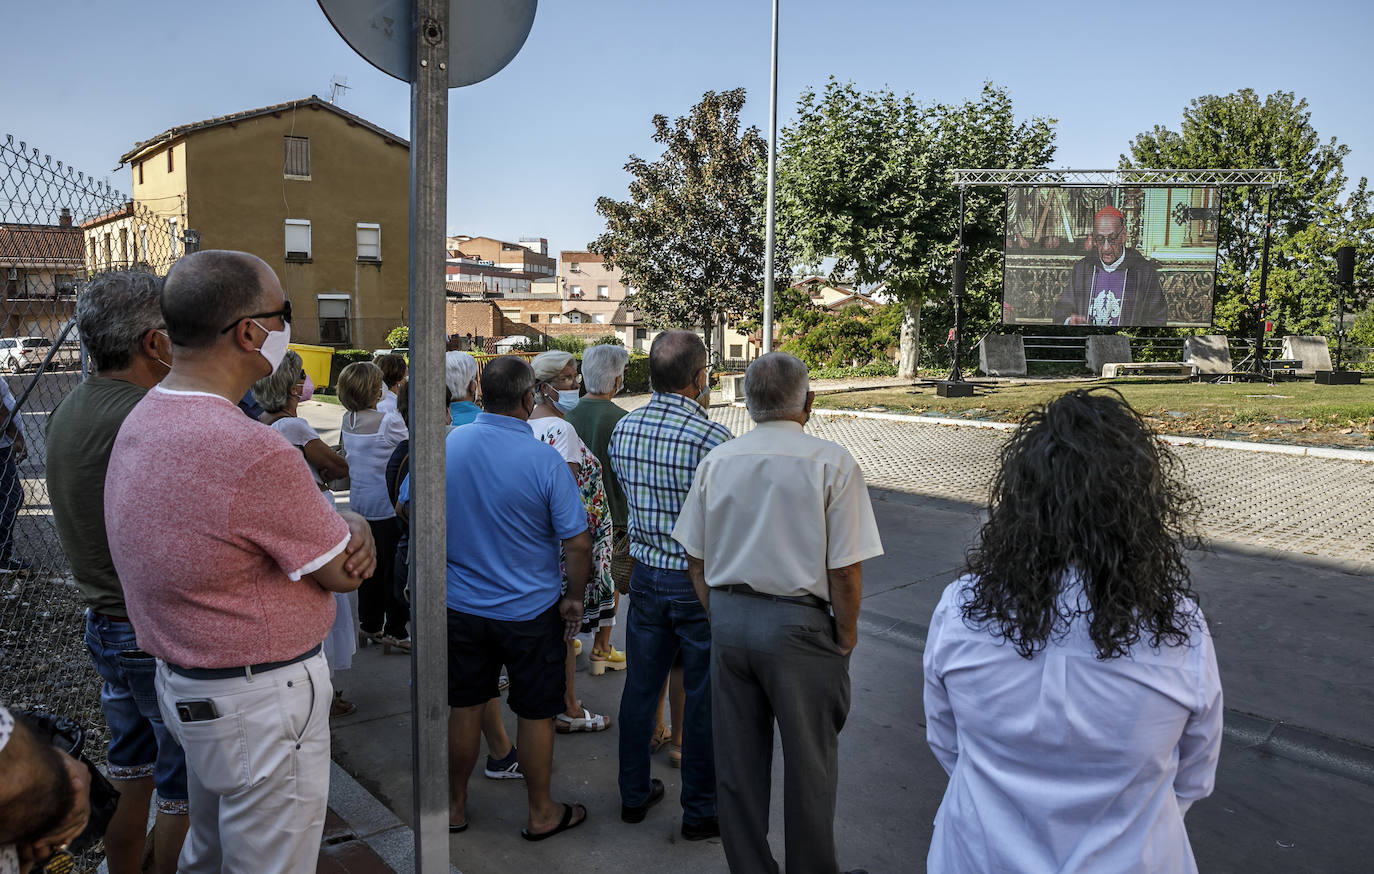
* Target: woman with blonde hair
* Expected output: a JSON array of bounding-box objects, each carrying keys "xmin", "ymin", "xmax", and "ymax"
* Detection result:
[
  {"xmin": 339, "ymin": 361, "xmax": 410, "ymax": 653},
  {"xmin": 528, "ymin": 350, "xmax": 616, "ymax": 733}
]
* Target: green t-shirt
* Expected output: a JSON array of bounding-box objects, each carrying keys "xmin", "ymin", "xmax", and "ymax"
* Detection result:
[
  {"xmin": 565, "ymin": 397, "xmax": 629, "ymax": 527},
  {"xmin": 45, "ymin": 377, "xmax": 148, "ymax": 617}
]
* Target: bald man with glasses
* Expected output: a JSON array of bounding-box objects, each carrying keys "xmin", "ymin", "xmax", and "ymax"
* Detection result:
[{"xmin": 1053, "ymin": 205, "xmax": 1168, "ymax": 327}]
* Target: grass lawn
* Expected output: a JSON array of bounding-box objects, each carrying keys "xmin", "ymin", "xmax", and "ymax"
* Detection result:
[{"xmin": 813, "ymin": 379, "xmax": 1374, "ymax": 449}]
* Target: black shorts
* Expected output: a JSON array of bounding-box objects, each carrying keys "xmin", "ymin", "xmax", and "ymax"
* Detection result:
[{"xmin": 446, "ymin": 604, "xmax": 566, "ymax": 719}]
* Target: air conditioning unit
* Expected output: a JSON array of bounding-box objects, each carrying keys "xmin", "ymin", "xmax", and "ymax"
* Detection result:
[{"xmin": 6, "ymin": 269, "xmax": 17, "ymax": 281}]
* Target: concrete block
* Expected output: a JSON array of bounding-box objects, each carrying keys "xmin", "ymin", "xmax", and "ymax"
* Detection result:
[
  {"xmin": 1086, "ymin": 335, "xmax": 1132, "ymax": 375},
  {"xmin": 1184, "ymin": 335, "xmax": 1233, "ymax": 375},
  {"xmin": 1281, "ymin": 336, "xmax": 1332, "ymax": 375},
  {"xmin": 720, "ymin": 373, "xmax": 745, "ymax": 404},
  {"xmin": 977, "ymin": 335, "xmax": 1026, "ymax": 376}
]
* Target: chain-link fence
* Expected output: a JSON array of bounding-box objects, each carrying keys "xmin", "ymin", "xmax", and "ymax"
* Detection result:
[{"xmin": 1, "ymin": 133, "xmax": 185, "ymax": 869}]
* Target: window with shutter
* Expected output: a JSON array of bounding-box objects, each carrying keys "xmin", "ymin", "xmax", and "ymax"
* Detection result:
[
  {"xmin": 318, "ymin": 296, "xmax": 350, "ymax": 345},
  {"xmin": 284, "ymin": 136, "xmax": 310, "ymax": 178},
  {"xmin": 285, "ymin": 220, "xmax": 311, "ymax": 260},
  {"xmin": 356, "ymin": 223, "xmax": 381, "ymax": 260}
]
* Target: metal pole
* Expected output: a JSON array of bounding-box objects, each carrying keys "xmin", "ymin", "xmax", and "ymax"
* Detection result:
[
  {"xmin": 408, "ymin": 0, "xmax": 449, "ymax": 870},
  {"xmin": 761, "ymin": 0, "xmax": 779, "ymax": 354},
  {"xmin": 948, "ymin": 187, "xmax": 966, "ymax": 382},
  {"xmin": 1253, "ymin": 189, "xmax": 1273, "ymax": 374}
]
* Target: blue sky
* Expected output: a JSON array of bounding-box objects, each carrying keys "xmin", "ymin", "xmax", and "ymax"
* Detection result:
[{"xmin": 5, "ymin": 0, "xmax": 1370, "ymax": 260}]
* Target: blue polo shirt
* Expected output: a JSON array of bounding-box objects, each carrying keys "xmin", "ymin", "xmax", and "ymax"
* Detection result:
[{"xmin": 445, "ymin": 412, "xmax": 587, "ymax": 621}]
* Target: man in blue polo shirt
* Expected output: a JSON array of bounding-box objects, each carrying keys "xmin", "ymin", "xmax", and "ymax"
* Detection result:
[{"xmin": 443, "ymin": 355, "xmax": 593, "ymax": 842}]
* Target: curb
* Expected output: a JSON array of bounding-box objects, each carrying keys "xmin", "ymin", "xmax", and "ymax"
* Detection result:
[
  {"xmin": 328, "ymin": 760, "xmax": 463, "ymax": 874},
  {"xmin": 858, "ymin": 607, "xmax": 1374, "ymax": 788},
  {"xmin": 803, "ymin": 406, "xmax": 1374, "ymax": 462}
]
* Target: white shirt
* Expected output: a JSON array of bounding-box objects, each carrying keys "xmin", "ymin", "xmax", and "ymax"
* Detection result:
[
  {"xmin": 0, "ymin": 381, "xmax": 17, "ymax": 450},
  {"xmin": 271, "ymin": 416, "xmax": 325, "ymax": 486},
  {"xmin": 341, "ymin": 410, "xmax": 407, "ymax": 519},
  {"xmin": 377, "ymin": 388, "xmax": 398, "ymax": 416},
  {"xmin": 529, "ymin": 416, "xmax": 583, "ymax": 465},
  {"xmin": 672, "ymin": 419, "xmax": 883, "ymax": 599},
  {"xmin": 923, "ymin": 575, "xmax": 1223, "ymax": 874}
]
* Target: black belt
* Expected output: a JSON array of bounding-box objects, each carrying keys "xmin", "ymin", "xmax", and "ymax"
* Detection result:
[
  {"xmin": 721, "ymin": 585, "xmax": 828, "ymax": 611},
  {"xmin": 166, "ymin": 644, "xmax": 321, "ymax": 680}
]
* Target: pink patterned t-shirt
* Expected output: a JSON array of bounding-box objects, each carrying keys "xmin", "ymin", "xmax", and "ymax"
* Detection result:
[{"xmin": 105, "ymin": 387, "xmax": 350, "ymax": 668}]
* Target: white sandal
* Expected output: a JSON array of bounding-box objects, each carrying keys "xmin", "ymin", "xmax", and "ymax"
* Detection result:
[{"xmin": 555, "ymin": 707, "xmax": 611, "ymax": 733}]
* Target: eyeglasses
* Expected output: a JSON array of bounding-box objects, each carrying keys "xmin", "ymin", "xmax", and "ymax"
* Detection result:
[
  {"xmin": 220, "ymin": 299, "xmax": 292, "ymax": 334},
  {"xmin": 1090, "ymin": 229, "xmax": 1125, "ymax": 246}
]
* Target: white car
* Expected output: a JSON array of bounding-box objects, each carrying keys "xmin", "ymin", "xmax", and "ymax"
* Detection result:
[{"xmin": 0, "ymin": 337, "xmax": 79, "ymax": 373}]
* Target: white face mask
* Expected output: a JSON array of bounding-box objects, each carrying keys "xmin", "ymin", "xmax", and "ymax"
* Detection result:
[
  {"xmin": 555, "ymin": 389, "xmax": 581, "ymax": 413},
  {"xmin": 251, "ymin": 319, "xmax": 291, "ymax": 372}
]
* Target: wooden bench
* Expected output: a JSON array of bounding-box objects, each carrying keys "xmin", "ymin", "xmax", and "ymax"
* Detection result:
[{"xmin": 1101, "ymin": 361, "xmax": 1197, "ymax": 379}]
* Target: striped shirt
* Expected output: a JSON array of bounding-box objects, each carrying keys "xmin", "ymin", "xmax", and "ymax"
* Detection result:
[{"xmin": 609, "ymin": 392, "xmax": 732, "ymax": 570}]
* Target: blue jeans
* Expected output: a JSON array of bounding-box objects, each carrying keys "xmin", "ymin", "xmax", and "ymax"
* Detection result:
[
  {"xmin": 84, "ymin": 612, "xmax": 188, "ymax": 812},
  {"xmin": 617, "ymin": 563, "xmax": 716, "ymax": 824}
]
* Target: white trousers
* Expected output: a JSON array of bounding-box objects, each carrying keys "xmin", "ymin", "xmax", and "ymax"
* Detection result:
[{"xmin": 155, "ymin": 652, "xmax": 332, "ymax": 874}]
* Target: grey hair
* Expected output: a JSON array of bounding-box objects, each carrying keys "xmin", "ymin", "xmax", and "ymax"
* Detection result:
[
  {"xmin": 251, "ymin": 349, "xmax": 304, "ymax": 413},
  {"xmin": 531, "ymin": 350, "xmax": 575, "ymax": 383},
  {"xmin": 76, "ymin": 271, "xmax": 164, "ymax": 373},
  {"xmin": 744, "ymin": 352, "xmax": 810, "ymax": 423},
  {"xmin": 445, "ymin": 351, "xmax": 478, "ymax": 401},
  {"xmin": 581, "ymin": 345, "xmax": 630, "ymax": 394}
]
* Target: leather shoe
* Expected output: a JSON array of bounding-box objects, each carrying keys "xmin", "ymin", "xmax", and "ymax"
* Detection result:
[
  {"xmin": 680, "ymin": 816, "xmax": 720, "ymax": 841},
  {"xmin": 621, "ymin": 778, "xmax": 665, "ymax": 823},
  {"xmin": 843, "ymin": 869, "xmax": 870, "ymax": 874}
]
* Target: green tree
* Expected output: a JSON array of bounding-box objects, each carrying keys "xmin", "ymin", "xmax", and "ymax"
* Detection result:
[
  {"xmin": 591, "ymin": 89, "xmax": 790, "ymax": 357},
  {"xmin": 778, "ymin": 80, "xmax": 1055, "ymax": 376},
  {"xmin": 1124, "ymin": 89, "xmax": 1369, "ymax": 338},
  {"xmin": 385, "ymin": 325, "xmax": 409, "ymax": 349}
]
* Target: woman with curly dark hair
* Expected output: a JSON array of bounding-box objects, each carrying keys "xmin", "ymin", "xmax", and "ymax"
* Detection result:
[{"xmin": 923, "ymin": 388, "xmax": 1222, "ymax": 874}]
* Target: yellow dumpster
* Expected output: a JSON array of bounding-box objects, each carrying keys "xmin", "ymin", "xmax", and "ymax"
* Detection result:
[{"xmin": 289, "ymin": 343, "xmax": 334, "ymax": 389}]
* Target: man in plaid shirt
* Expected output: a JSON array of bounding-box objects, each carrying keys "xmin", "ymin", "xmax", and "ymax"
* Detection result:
[{"xmin": 609, "ymin": 330, "xmax": 731, "ymax": 840}]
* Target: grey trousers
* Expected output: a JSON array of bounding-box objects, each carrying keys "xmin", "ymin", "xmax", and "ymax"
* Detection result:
[{"xmin": 710, "ymin": 588, "xmax": 851, "ymax": 874}]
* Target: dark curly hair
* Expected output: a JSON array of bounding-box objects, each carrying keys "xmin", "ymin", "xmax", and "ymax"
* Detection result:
[{"xmin": 962, "ymin": 388, "xmax": 1203, "ymax": 660}]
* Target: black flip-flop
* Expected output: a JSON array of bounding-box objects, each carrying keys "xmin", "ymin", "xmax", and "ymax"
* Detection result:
[
  {"xmin": 521, "ymin": 803, "xmax": 587, "ymax": 841},
  {"xmin": 449, "ymin": 821, "xmax": 468, "ymax": 833}
]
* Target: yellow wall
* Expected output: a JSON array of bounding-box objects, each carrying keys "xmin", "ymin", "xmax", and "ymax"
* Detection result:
[
  {"xmin": 130, "ymin": 141, "xmax": 188, "ymax": 273},
  {"xmin": 131, "ymin": 105, "xmax": 412, "ymax": 349}
]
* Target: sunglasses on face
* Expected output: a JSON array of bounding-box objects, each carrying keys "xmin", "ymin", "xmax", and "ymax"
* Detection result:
[{"xmin": 220, "ymin": 299, "xmax": 292, "ymax": 334}]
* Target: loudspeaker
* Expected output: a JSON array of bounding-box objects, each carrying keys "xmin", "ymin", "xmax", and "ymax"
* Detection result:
[
  {"xmin": 951, "ymin": 255, "xmax": 965, "ymax": 299},
  {"xmin": 1336, "ymin": 246, "xmax": 1355, "ymax": 286}
]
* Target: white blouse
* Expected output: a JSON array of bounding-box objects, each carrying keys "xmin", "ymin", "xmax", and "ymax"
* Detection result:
[
  {"xmin": 923, "ymin": 575, "xmax": 1223, "ymax": 874},
  {"xmin": 340, "ymin": 410, "xmax": 407, "ymax": 520}
]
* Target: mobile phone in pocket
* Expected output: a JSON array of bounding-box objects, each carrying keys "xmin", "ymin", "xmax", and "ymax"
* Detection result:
[{"xmin": 175, "ymin": 698, "xmax": 219, "ymax": 722}]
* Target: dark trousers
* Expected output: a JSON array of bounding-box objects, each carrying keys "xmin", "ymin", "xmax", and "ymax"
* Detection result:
[
  {"xmin": 617, "ymin": 563, "xmax": 716, "ymax": 824},
  {"xmin": 710, "ymin": 588, "xmax": 851, "ymax": 874},
  {"xmin": 358, "ymin": 517, "xmax": 406, "ymax": 639}
]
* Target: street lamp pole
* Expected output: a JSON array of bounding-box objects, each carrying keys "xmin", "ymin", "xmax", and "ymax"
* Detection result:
[{"xmin": 761, "ymin": 0, "xmax": 779, "ymax": 354}]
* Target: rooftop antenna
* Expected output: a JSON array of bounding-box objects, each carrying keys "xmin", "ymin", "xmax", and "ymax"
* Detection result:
[{"xmin": 329, "ymin": 75, "xmax": 351, "ymax": 104}]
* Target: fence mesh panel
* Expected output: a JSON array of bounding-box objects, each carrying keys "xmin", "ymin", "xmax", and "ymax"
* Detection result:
[{"xmin": 1, "ymin": 133, "xmax": 184, "ymax": 869}]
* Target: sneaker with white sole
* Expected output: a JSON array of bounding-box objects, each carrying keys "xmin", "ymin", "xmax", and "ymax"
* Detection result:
[{"xmin": 484, "ymin": 746, "xmax": 523, "ymax": 780}]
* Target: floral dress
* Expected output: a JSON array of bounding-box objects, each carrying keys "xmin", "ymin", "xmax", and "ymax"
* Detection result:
[{"xmin": 530, "ymin": 416, "xmax": 615, "ymax": 631}]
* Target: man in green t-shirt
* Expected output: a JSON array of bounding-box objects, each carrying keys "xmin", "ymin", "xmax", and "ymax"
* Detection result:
[
  {"xmin": 564, "ymin": 344, "xmax": 631, "ymax": 670},
  {"xmin": 44, "ymin": 271, "xmax": 188, "ymax": 874}
]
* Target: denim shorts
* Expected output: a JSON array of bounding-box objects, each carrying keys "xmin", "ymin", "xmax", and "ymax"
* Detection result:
[{"xmin": 84, "ymin": 611, "xmax": 188, "ymax": 813}]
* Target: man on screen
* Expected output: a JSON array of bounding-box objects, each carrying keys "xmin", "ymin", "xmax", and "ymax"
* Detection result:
[{"xmin": 1052, "ymin": 206, "xmax": 1167, "ymax": 326}]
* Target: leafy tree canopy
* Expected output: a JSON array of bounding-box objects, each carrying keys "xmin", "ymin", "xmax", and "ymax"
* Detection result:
[
  {"xmin": 590, "ymin": 88, "xmax": 790, "ymax": 355},
  {"xmin": 1124, "ymin": 89, "xmax": 1373, "ymax": 338}
]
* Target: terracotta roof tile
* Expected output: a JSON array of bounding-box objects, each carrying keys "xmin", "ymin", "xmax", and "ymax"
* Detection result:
[{"xmin": 0, "ymin": 224, "xmax": 84, "ymax": 267}]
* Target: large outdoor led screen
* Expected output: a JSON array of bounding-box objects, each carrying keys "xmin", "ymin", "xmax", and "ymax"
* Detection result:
[{"xmin": 1001, "ymin": 186, "xmax": 1220, "ymax": 327}]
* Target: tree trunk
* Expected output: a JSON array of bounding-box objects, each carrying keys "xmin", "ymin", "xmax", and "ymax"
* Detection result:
[{"xmin": 898, "ymin": 300, "xmax": 921, "ymax": 379}]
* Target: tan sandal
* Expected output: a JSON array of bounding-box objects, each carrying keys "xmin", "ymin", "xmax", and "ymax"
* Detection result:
[
  {"xmin": 650, "ymin": 724, "xmax": 673, "ymax": 753},
  {"xmin": 669, "ymin": 743, "xmax": 682, "ymax": 768}
]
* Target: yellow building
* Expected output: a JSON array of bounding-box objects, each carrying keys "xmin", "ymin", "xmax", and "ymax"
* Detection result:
[{"xmin": 119, "ymin": 96, "xmax": 411, "ymax": 349}]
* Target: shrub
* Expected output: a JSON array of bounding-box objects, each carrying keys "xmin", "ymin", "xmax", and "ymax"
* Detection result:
[
  {"xmin": 808, "ymin": 361, "xmax": 898, "ymax": 380},
  {"xmin": 542, "ymin": 335, "xmax": 589, "ymax": 354},
  {"xmin": 385, "ymin": 326, "xmax": 409, "ymax": 349},
  {"xmin": 624, "ymin": 353, "xmax": 651, "ymax": 393},
  {"xmin": 329, "ymin": 349, "xmax": 375, "ymax": 387}
]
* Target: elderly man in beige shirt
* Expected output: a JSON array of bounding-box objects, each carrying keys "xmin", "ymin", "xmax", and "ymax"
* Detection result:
[{"xmin": 672, "ymin": 352, "xmax": 882, "ymax": 874}]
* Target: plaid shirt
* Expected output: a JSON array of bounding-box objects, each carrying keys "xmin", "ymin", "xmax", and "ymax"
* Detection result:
[{"xmin": 609, "ymin": 392, "xmax": 733, "ymax": 570}]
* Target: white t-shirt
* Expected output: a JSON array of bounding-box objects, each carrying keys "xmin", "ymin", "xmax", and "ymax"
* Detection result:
[
  {"xmin": 529, "ymin": 416, "xmax": 583, "ymax": 465},
  {"xmin": 271, "ymin": 416, "xmax": 325, "ymax": 485},
  {"xmin": 341, "ymin": 410, "xmax": 407, "ymax": 520},
  {"xmin": 0, "ymin": 381, "xmax": 17, "ymax": 450},
  {"xmin": 922, "ymin": 575, "xmax": 1223, "ymax": 873},
  {"xmin": 377, "ymin": 388, "xmax": 398, "ymax": 416}
]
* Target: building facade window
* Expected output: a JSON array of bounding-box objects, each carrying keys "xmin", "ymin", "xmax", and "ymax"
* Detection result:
[
  {"xmin": 137, "ymin": 162, "xmax": 144, "ymax": 185},
  {"xmin": 139, "ymin": 225, "xmax": 148, "ymax": 262},
  {"xmin": 285, "ymin": 219, "xmax": 311, "ymax": 260},
  {"xmin": 569, "ymin": 285, "xmax": 582, "ymax": 299},
  {"xmin": 168, "ymin": 218, "xmax": 179, "ymax": 259},
  {"xmin": 356, "ymin": 223, "xmax": 381, "ymax": 260},
  {"xmin": 593, "ymin": 313, "xmax": 606, "ymax": 324},
  {"xmin": 729, "ymin": 344, "xmax": 743, "ymax": 358},
  {"xmin": 318, "ymin": 296, "xmax": 351, "ymax": 345},
  {"xmin": 167, "ymin": 147, "xmax": 174, "ymax": 173},
  {"xmin": 529, "ymin": 314, "xmax": 539, "ymax": 323},
  {"xmin": 284, "ymin": 136, "xmax": 310, "ymax": 178},
  {"xmin": 597, "ymin": 285, "xmax": 609, "ymax": 299}
]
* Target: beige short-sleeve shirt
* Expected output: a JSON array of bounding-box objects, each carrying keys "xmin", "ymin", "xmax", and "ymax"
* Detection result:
[{"xmin": 672, "ymin": 420, "xmax": 883, "ymax": 599}]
